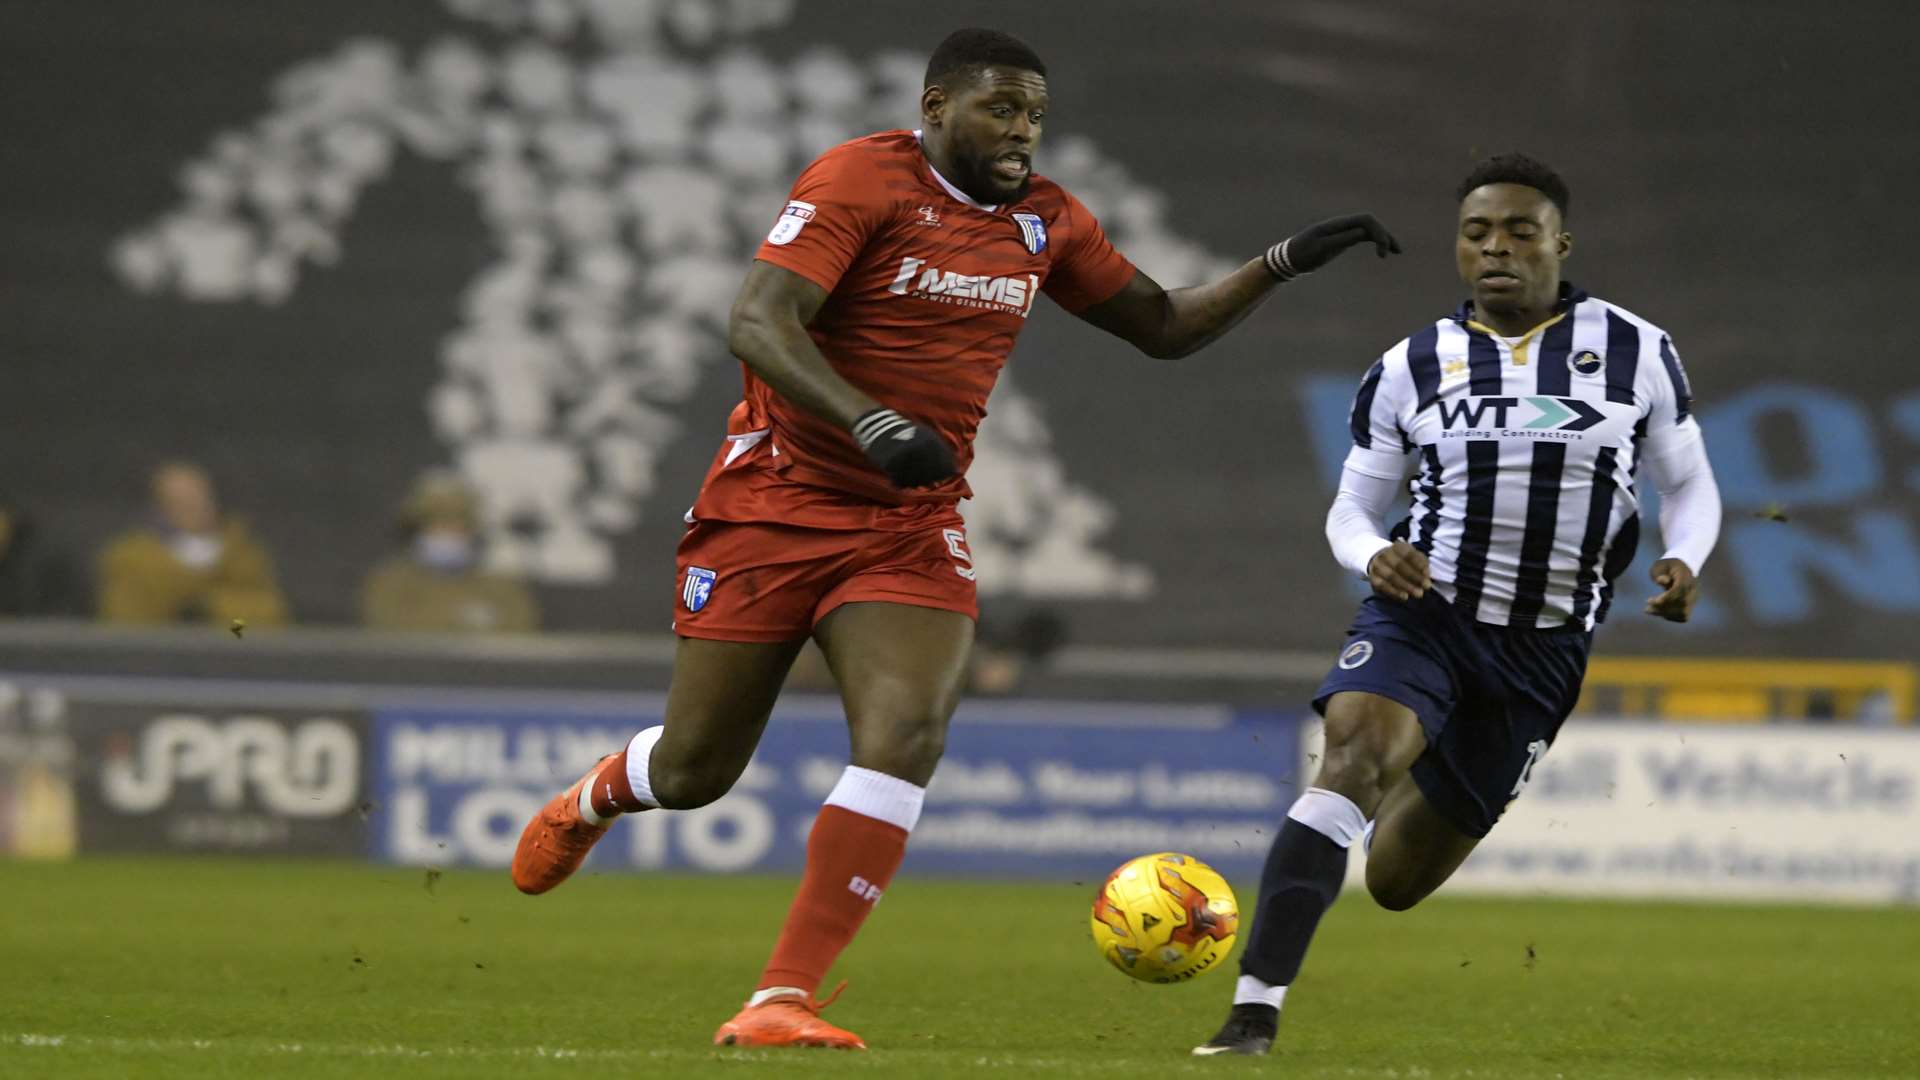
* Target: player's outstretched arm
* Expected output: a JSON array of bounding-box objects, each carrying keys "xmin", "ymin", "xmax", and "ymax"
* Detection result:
[
  {"xmin": 728, "ymin": 261, "xmax": 956, "ymax": 487},
  {"xmin": 1075, "ymin": 214, "xmax": 1401, "ymax": 359}
]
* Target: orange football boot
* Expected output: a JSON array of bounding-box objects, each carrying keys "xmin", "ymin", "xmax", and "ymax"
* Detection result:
[
  {"xmin": 712, "ymin": 985, "xmax": 865, "ymax": 1050},
  {"xmin": 510, "ymin": 756, "xmax": 612, "ymax": 895}
]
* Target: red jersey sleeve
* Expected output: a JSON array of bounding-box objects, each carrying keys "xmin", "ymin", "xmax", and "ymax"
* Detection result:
[
  {"xmin": 753, "ymin": 146, "xmax": 891, "ymax": 294},
  {"xmin": 1041, "ymin": 189, "xmax": 1137, "ymax": 313}
]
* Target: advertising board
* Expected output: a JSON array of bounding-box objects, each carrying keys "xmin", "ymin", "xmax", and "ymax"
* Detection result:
[{"xmin": 370, "ymin": 698, "xmax": 1301, "ymax": 881}]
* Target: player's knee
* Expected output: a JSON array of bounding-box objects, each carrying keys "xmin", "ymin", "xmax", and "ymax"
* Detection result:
[
  {"xmin": 849, "ymin": 714, "xmax": 947, "ymax": 785},
  {"xmin": 1364, "ymin": 863, "xmax": 1431, "ymax": 912},
  {"xmin": 1317, "ymin": 696, "xmax": 1423, "ymax": 812},
  {"xmin": 645, "ymin": 758, "xmax": 738, "ymax": 810},
  {"xmin": 1314, "ymin": 745, "xmax": 1393, "ymax": 810}
]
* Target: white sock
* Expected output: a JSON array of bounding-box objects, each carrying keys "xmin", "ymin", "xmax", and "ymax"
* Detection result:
[
  {"xmin": 1286, "ymin": 787, "xmax": 1368, "ymax": 848},
  {"xmin": 624, "ymin": 726, "xmax": 664, "ymax": 807},
  {"xmin": 577, "ymin": 779, "xmax": 609, "ymax": 826},
  {"xmin": 576, "ymin": 726, "xmax": 665, "ymax": 825},
  {"xmin": 747, "ymin": 985, "xmax": 810, "ymax": 1007},
  {"xmin": 822, "ymin": 765, "xmax": 926, "ymax": 831},
  {"xmin": 1233, "ymin": 974, "xmax": 1288, "ymax": 1011}
]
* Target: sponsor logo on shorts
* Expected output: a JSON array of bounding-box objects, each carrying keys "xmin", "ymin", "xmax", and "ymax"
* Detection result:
[
  {"xmin": 765, "ymin": 200, "xmax": 815, "ymax": 246},
  {"xmin": 682, "ymin": 566, "xmax": 716, "ymax": 612},
  {"xmin": 1338, "ymin": 640, "xmax": 1374, "ymax": 670}
]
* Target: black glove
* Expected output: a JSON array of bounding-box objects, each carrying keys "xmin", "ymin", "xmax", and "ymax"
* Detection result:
[
  {"xmin": 1264, "ymin": 213, "xmax": 1403, "ymax": 280},
  {"xmin": 853, "ymin": 407, "xmax": 957, "ymax": 488}
]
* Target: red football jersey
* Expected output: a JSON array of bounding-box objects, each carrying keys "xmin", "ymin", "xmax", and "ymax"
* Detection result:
[{"xmin": 732, "ymin": 129, "xmax": 1137, "ymax": 506}]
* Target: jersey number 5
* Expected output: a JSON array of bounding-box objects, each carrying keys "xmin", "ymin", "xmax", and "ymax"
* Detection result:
[{"xmin": 942, "ymin": 528, "xmax": 976, "ymax": 581}]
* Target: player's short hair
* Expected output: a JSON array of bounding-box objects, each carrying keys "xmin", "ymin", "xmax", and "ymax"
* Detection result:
[
  {"xmin": 925, "ymin": 28, "xmax": 1046, "ymax": 88},
  {"xmin": 1456, "ymin": 153, "xmax": 1570, "ymax": 221}
]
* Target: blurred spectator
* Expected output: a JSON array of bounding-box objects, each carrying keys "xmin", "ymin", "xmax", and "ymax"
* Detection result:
[
  {"xmin": 97, "ymin": 461, "xmax": 290, "ymax": 627},
  {"xmin": 968, "ymin": 608, "xmax": 1070, "ymax": 696},
  {"xmin": 360, "ymin": 469, "xmax": 538, "ymax": 633},
  {"xmin": 0, "ymin": 492, "xmax": 85, "ymax": 617}
]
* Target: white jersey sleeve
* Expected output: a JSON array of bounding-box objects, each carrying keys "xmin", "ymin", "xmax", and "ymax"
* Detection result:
[
  {"xmin": 1328, "ymin": 342, "xmax": 1419, "ymax": 575},
  {"xmin": 1638, "ymin": 333, "xmax": 1720, "ymax": 574},
  {"xmin": 1327, "ymin": 452, "xmax": 1416, "ymax": 578},
  {"xmin": 1344, "ymin": 342, "xmax": 1415, "ymax": 480},
  {"xmin": 1639, "ymin": 331, "xmax": 1703, "ymax": 466}
]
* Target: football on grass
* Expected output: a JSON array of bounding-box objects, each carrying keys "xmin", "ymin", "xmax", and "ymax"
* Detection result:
[{"xmin": 1089, "ymin": 852, "xmax": 1238, "ymax": 983}]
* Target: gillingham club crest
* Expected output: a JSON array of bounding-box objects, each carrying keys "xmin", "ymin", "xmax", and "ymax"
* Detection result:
[
  {"xmin": 1012, "ymin": 211, "xmax": 1047, "ymax": 254},
  {"xmin": 682, "ymin": 566, "xmax": 716, "ymax": 612}
]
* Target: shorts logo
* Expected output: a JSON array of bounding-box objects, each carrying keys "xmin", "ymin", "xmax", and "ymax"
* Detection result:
[
  {"xmin": 1012, "ymin": 211, "xmax": 1048, "ymax": 254},
  {"xmin": 1508, "ymin": 738, "xmax": 1550, "ymax": 800},
  {"xmin": 1338, "ymin": 640, "xmax": 1374, "ymax": 670},
  {"xmin": 766, "ymin": 200, "xmax": 816, "ymax": 246},
  {"xmin": 682, "ymin": 566, "xmax": 716, "ymax": 612},
  {"xmin": 1570, "ymin": 349, "xmax": 1604, "ymax": 377}
]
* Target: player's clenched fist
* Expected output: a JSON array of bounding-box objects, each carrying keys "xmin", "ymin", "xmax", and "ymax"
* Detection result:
[
  {"xmin": 1366, "ymin": 540, "xmax": 1431, "ymax": 603},
  {"xmin": 853, "ymin": 407, "xmax": 957, "ymax": 489},
  {"xmin": 1643, "ymin": 557, "xmax": 1699, "ymax": 623}
]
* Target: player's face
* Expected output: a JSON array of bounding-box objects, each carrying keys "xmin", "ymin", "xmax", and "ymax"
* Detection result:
[
  {"xmin": 1456, "ymin": 184, "xmax": 1571, "ymax": 318},
  {"xmin": 929, "ymin": 66, "xmax": 1048, "ymax": 204}
]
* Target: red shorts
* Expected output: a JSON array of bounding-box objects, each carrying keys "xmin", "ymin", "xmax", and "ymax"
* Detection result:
[{"xmin": 671, "ymin": 453, "xmax": 978, "ymax": 643}]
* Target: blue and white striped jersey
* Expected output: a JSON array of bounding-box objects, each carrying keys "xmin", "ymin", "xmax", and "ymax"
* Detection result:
[{"xmin": 1344, "ymin": 285, "xmax": 1701, "ymax": 630}]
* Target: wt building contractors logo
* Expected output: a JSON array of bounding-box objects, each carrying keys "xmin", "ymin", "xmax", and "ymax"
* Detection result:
[
  {"xmin": 1436, "ymin": 396, "xmax": 1607, "ymax": 436},
  {"xmin": 78, "ymin": 703, "xmax": 368, "ymax": 855}
]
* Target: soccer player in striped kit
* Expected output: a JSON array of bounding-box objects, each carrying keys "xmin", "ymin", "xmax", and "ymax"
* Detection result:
[
  {"xmin": 1196, "ymin": 154, "xmax": 1724, "ymax": 1056},
  {"xmin": 506, "ymin": 28, "xmax": 1402, "ymax": 1051}
]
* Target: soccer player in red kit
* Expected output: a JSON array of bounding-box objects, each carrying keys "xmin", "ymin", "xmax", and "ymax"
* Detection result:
[{"xmin": 511, "ymin": 28, "xmax": 1401, "ymax": 1049}]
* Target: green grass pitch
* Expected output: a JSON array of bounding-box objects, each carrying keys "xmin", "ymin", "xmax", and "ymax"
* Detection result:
[{"xmin": 2, "ymin": 857, "xmax": 1915, "ymax": 1078}]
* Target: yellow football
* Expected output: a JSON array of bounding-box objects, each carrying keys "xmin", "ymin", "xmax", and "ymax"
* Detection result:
[{"xmin": 1089, "ymin": 852, "xmax": 1239, "ymax": 984}]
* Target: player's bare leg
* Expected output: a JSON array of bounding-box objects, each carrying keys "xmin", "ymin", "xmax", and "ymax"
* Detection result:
[
  {"xmin": 716, "ymin": 601, "xmax": 973, "ymax": 1050},
  {"xmin": 1365, "ymin": 772, "xmax": 1480, "ymax": 911},
  {"xmin": 511, "ymin": 637, "xmax": 804, "ymax": 894},
  {"xmin": 1197, "ymin": 691, "xmax": 1426, "ymax": 1055}
]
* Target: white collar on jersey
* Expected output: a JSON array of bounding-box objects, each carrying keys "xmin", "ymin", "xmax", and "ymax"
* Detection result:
[{"xmin": 913, "ymin": 129, "xmax": 1000, "ymax": 213}]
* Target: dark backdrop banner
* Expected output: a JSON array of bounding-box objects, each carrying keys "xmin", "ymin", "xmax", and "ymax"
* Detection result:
[
  {"xmin": 74, "ymin": 700, "xmax": 369, "ymax": 857},
  {"xmin": 5, "ymin": 0, "xmax": 1917, "ymax": 658}
]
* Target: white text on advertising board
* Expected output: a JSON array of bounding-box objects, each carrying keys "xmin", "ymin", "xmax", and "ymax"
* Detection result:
[{"xmin": 101, "ymin": 714, "xmax": 358, "ymax": 817}]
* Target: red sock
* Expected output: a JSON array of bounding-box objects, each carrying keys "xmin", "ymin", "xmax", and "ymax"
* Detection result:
[
  {"xmin": 585, "ymin": 750, "xmax": 650, "ymax": 817},
  {"xmin": 757, "ymin": 806, "xmax": 909, "ymax": 994}
]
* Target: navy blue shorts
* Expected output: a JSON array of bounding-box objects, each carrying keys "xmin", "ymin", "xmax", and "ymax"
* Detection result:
[{"xmin": 1312, "ymin": 592, "xmax": 1592, "ymax": 838}]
